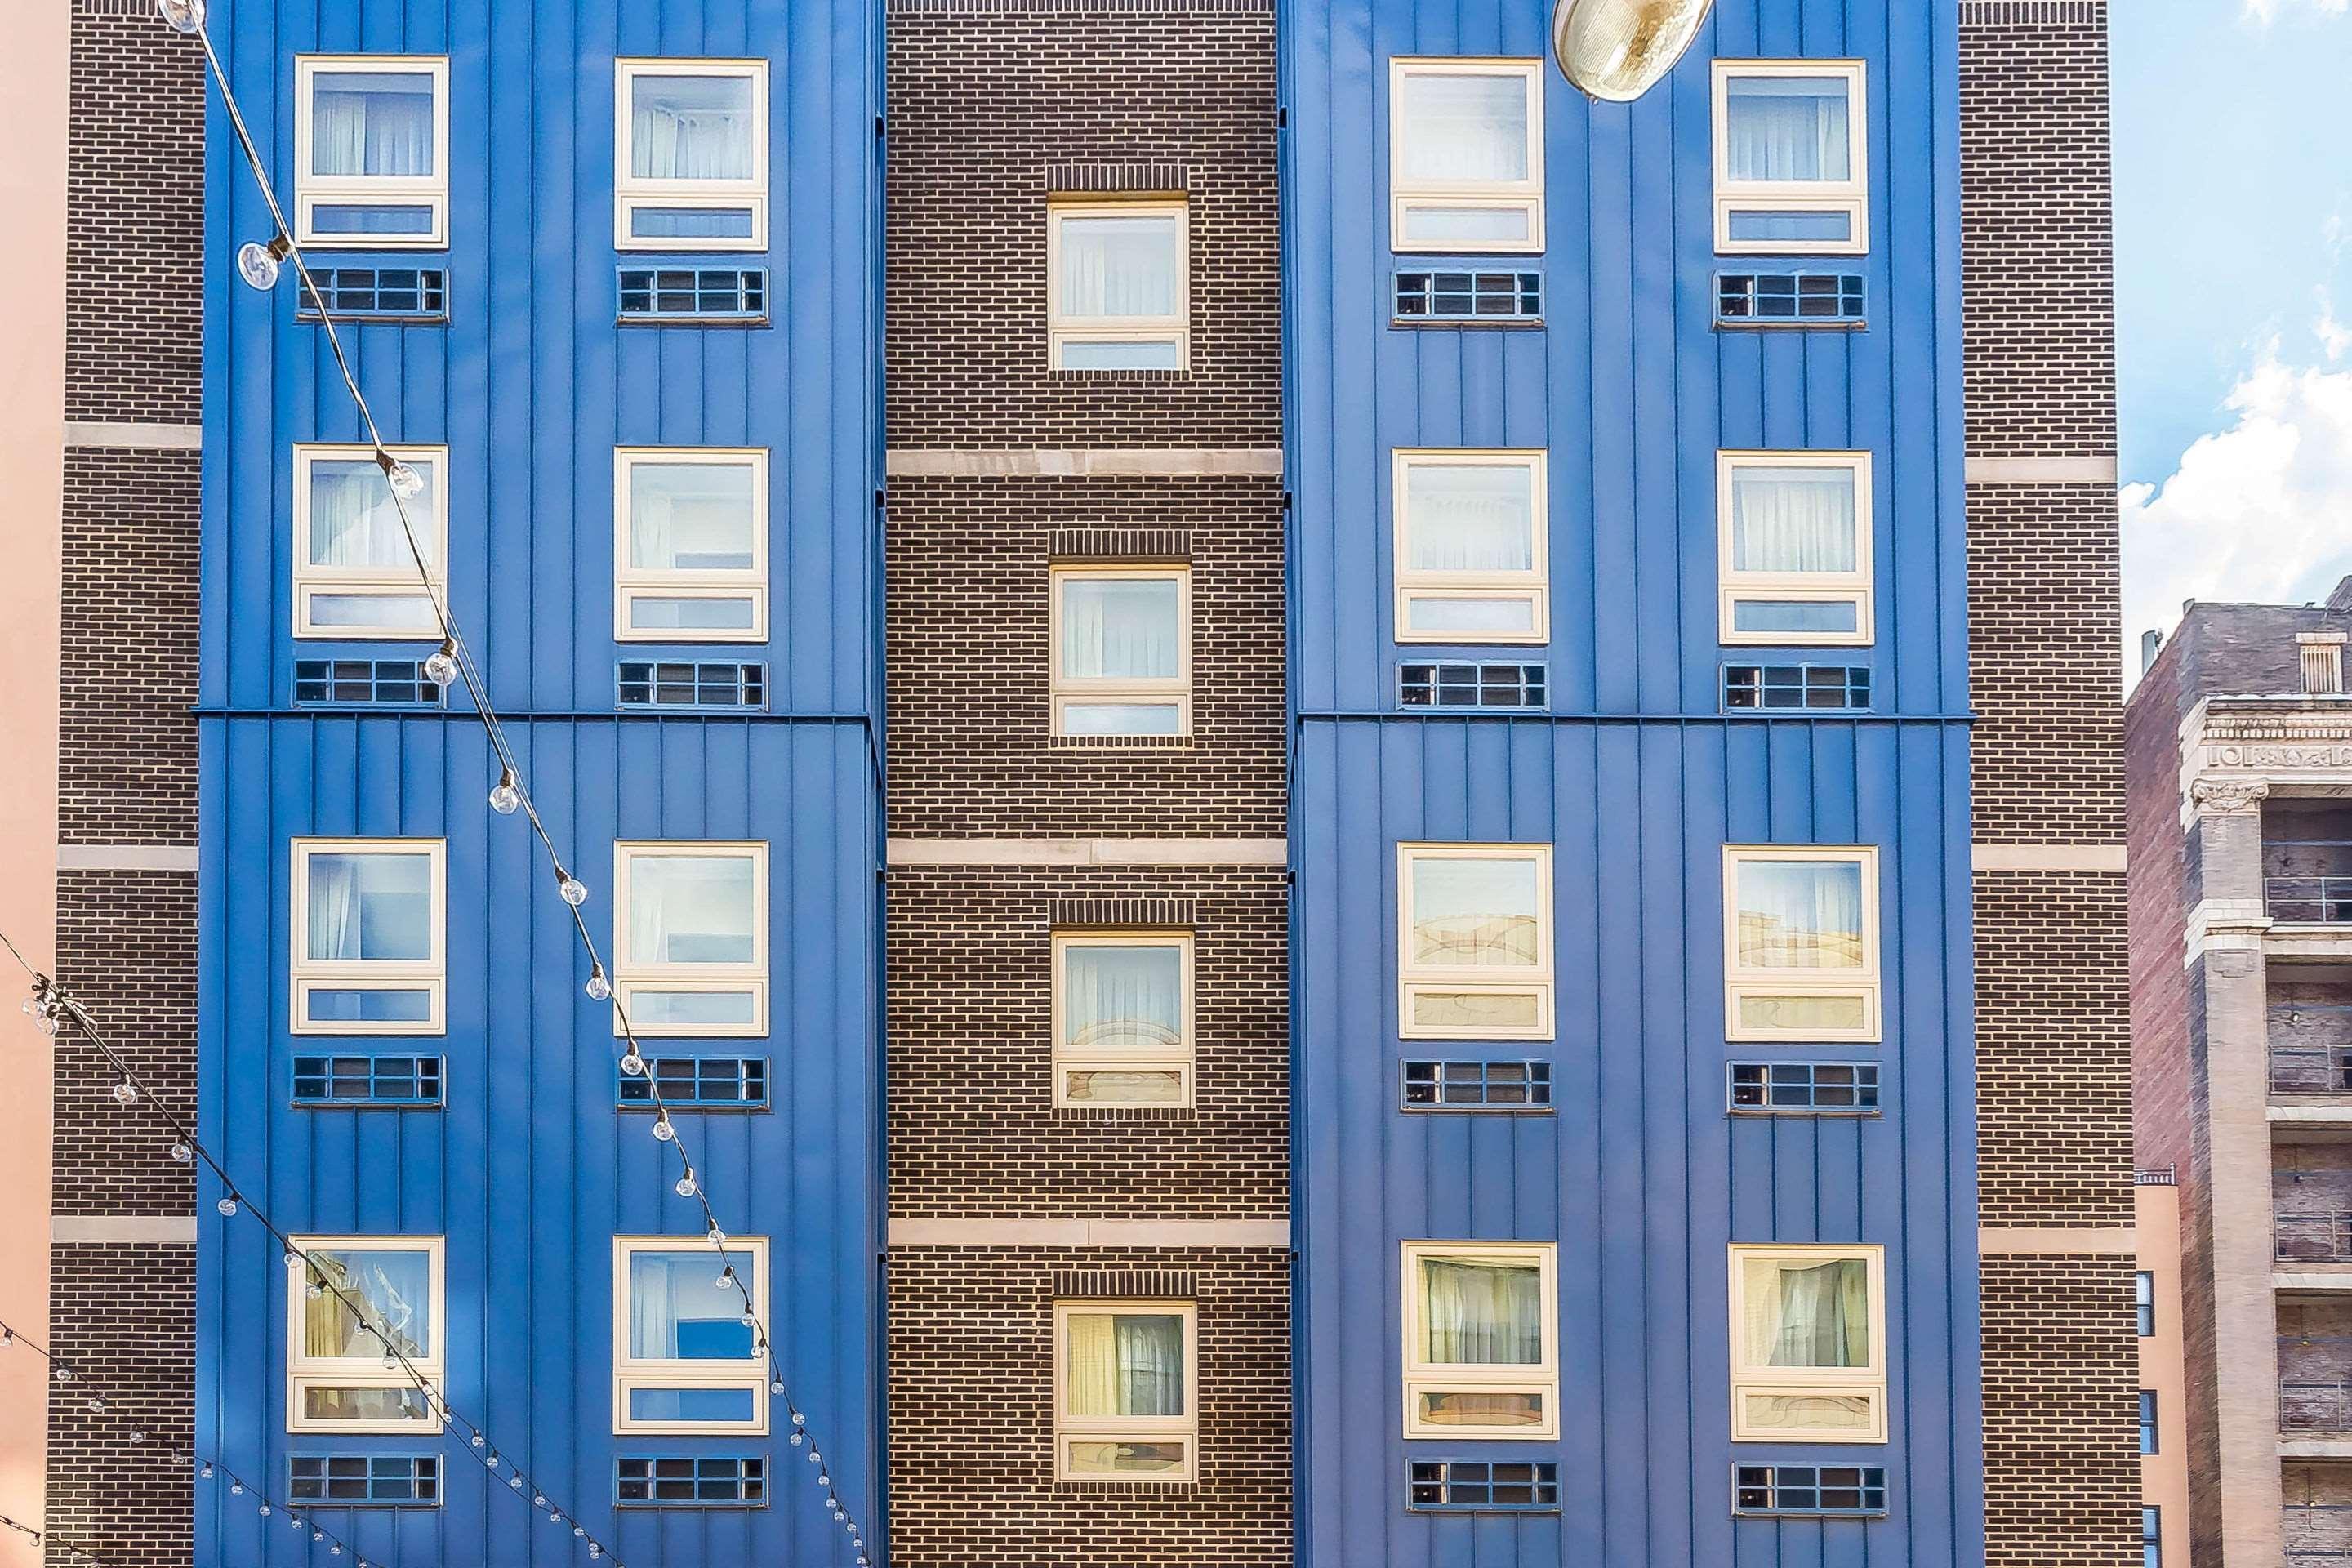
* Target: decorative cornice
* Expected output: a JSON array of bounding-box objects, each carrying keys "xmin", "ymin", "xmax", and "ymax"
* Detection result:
[{"xmin": 2190, "ymin": 776, "xmax": 2271, "ymax": 815}]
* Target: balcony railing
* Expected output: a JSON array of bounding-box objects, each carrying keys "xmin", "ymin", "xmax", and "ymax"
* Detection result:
[
  {"xmin": 2277, "ymin": 1045, "xmax": 2352, "ymax": 1096},
  {"xmin": 2279, "ymin": 1214, "xmax": 2352, "ymax": 1264},
  {"xmin": 2270, "ymin": 875, "xmax": 2352, "ymax": 924},
  {"xmin": 2283, "ymin": 1381, "xmax": 2352, "ymax": 1431}
]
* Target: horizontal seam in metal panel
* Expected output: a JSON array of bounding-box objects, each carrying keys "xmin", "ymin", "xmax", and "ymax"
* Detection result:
[
  {"xmin": 191, "ymin": 708, "xmax": 878, "ymax": 722},
  {"xmin": 1294, "ymin": 710, "xmax": 1979, "ymax": 723}
]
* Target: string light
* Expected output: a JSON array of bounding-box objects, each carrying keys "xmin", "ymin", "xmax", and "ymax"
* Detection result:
[{"xmin": 489, "ymin": 766, "xmax": 522, "ymax": 816}]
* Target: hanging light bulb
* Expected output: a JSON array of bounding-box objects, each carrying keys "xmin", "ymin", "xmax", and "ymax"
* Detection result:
[
  {"xmin": 154, "ymin": 0, "xmax": 206, "ymax": 32},
  {"xmin": 51, "ymin": 1365, "xmax": 70, "ymax": 1383},
  {"xmin": 817, "ymin": 1473, "xmax": 831, "ymax": 1488},
  {"xmin": 229, "ymin": 1481, "xmax": 243, "ymax": 1496},
  {"xmin": 1551, "ymin": 0, "xmax": 1715, "ymax": 101},
  {"xmin": 586, "ymin": 964, "xmax": 613, "ymax": 1001},
  {"xmin": 2, "ymin": 1326, "xmax": 16, "ymax": 1346},
  {"xmin": 707, "ymin": 1223, "xmax": 727, "ymax": 1247},
  {"xmin": 573, "ymin": 1525, "xmax": 586, "ymax": 1538},
  {"xmin": 652, "ymin": 1116, "xmax": 675, "ymax": 1143},
  {"xmin": 483, "ymin": 1453, "xmax": 499, "ymax": 1470},
  {"xmin": 715, "ymin": 1267, "xmax": 737, "ymax": 1290},
  {"xmin": 33, "ymin": 1011, "xmax": 57, "ymax": 1039},
  {"xmin": 87, "ymin": 1396, "xmax": 105, "ymax": 1413},
  {"xmin": 675, "ymin": 1171, "xmax": 697, "ymax": 1197},
  {"xmin": 422, "ymin": 639, "xmax": 459, "ymax": 688},
  {"xmin": 739, "ymin": 1311, "xmax": 757, "ymax": 1328},
  {"xmin": 558, "ymin": 872, "xmax": 590, "ymax": 906},
  {"xmin": 216, "ymin": 1196, "xmax": 238, "ymax": 1216},
  {"xmin": 792, "ymin": 1410, "xmax": 807, "ymax": 1428},
  {"xmin": 789, "ymin": 1430, "xmax": 804, "ymax": 1446},
  {"xmin": 198, "ymin": 1463, "xmax": 212, "ymax": 1478},
  {"xmin": 305, "ymin": 1281, "xmax": 324, "ymax": 1299},
  {"xmin": 619, "ymin": 1048, "xmax": 644, "ymax": 1076},
  {"xmin": 532, "ymin": 1494, "xmax": 546, "ymax": 1508},
  {"xmin": 169, "ymin": 1142, "xmax": 194, "ymax": 1163},
  {"xmin": 234, "ymin": 237, "xmax": 288, "ymax": 291},
  {"xmin": 110, "ymin": 1078, "xmax": 137, "ymax": 1105},
  {"xmin": 507, "ymin": 1473, "xmax": 523, "ymax": 1490},
  {"xmin": 331, "ymin": 1546, "xmax": 343, "ymax": 1557},
  {"xmin": 379, "ymin": 454, "xmax": 425, "ymax": 501},
  {"xmin": 256, "ymin": 1504, "xmax": 270, "ymax": 1517},
  {"xmin": 312, "ymin": 1528, "xmax": 326, "ymax": 1542},
  {"xmin": 488, "ymin": 766, "xmax": 522, "ymax": 816},
  {"xmin": 470, "ymin": 1434, "xmax": 486, "ymax": 1449}
]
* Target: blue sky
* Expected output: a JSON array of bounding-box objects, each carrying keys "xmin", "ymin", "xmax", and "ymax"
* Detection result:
[{"xmin": 2113, "ymin": 0, "xmax": 2352, "ymax": 676}]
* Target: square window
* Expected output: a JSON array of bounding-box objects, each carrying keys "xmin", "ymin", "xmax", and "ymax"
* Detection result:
[
  {"xmin": 1722, "ymin": 846, "xmax": 1880, "ymax": 1042},
  {"xmin": 1393, "ymin": 451, "xmax": 1549, "ymax": 644},
  {"xmin": 1397, "ymin": 844, "xmax": 1554, "ymax": 1040},
  {"xmin": 613, "ymin": 1237, "xmax": 771, "ymax": 1434},
  {"xmin": 286, "ymin": 1236, "xmax": 445, "ymax": 1433},
  {"xmin": 612, "ymin": 842, "xmax": 769, "ymax": 1038},
  {"xmin": 1389, "ymin": 60, "xmax": 1544, "ymax": 253},
  {"xmin": 1052, "ymin": 932, "xmax": 1194, "ymax": 1107},
  {"xmin": 1048, "ymin": 199, "xmax": 1189, "ymax": 371},
  {"xmin": 1401, "ymin": 1241, "xmax": 1558, "ymax": 1439},
  {"xmin": 293, "ymin": 446, "xmax": 448, "ymax": 640},
  {"xmin": 291, "ymin": 840, "xmax": 446, "ymax": 1036},
  {"xmin": 1727, "ymin": 1244, "xmax": 1887, "ymax": 1442},
  {"xmin": 615, "ymin": 60, "xmax": 768, "ymax": 251},
  {"xmin": 1054, "ymin": 1300, "xmax": 1196, "ymax": 1481},
  {"xmin": 613, "ymin": 449, "xmax": 768, "ymax": 644},
  {"xmin": 1712, "ymin": 61, "xmax": 1868, "ymax": 256},
  {"xmin": 1049, "ymin": 566, "xmax": 1192, "ymax": 737},
  {"xmin": 295, "ymin": 58, "xmax": 449, "ymax": 247},
  {"xmin": 1717, "ymin": 452, "xmax": 1873, "ymax": 646}
]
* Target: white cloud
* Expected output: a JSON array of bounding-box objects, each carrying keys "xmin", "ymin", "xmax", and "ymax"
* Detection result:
[
  {"xmin": 2244, "ymin": 0, "xmax": 2346, "ymax": 28},
  {"xmin": 2121, "ymin": 337, "xmax": 2352, "ymax": 684},
  {"xmin": 2318, "ymin": 290, "xmax": 2352, "ymax": 359}
]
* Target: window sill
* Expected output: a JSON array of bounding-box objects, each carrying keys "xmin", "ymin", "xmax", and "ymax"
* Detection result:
[
  {"xmin": 1047, "ymin": 368, "xmax": 1192, "ymax": 381},
  {"xmin": 1050, "ymin": 1104, "xmax": 1198, "ymax": 1121},
  {"xmin": 1047, "ymin": 733, "xmax": 1195, "ymax": 749}
]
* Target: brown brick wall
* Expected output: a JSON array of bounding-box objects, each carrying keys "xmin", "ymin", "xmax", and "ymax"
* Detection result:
[
  {"xmin": 52, "ymin": 871, "xmax": 197, "ymax": 1215},
  {"xmin": 43, "ymin": 1243, "xmax": 195, "ymax": 1568},
  {"xmin": 888, "ymin": 866, "xmax": 1286, "ymax": 1219},
  {"xmin": 885, "ymin": 1246, "xmax": 1290, "ymax": 1567},
  {"xmin": 1979, "ymin": 1252, "xmax": 2140, "ymax": 1566}
]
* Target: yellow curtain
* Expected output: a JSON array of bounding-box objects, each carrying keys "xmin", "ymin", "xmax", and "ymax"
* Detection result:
[{"xmin": 1067, "ymin": 1314, "xmax": 1116, "ymax": 1416}]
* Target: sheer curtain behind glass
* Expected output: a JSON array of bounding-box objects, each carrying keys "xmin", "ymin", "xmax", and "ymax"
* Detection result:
[
  {"xmin": 1058, "ymin": 215, "xmax": 1180, "ymax": 321},
  {"xmin": 1730, "ymin": 466, "xmax": 1855, "ymax": 573},
  {"xmin": 1067, "ymin": 1313, "xmax": 1185, "ymax": 1416},
  {"xmin": 631, "ymin": 76, "xmax": 754, "ymax": 180},
  {"xmin": 630, "ymin": 1250, "xmax": 754, "ymax": 1360},
  {"xmin": 629, "ymin": 462, "xmax": 756, "ymax": 572},
  {"xmin": 1422, "ymin": 1258, "xmax": 1541, "ymax": 1365},
  {"xmin": 312, "ymin": 74, "xmax": 436, "ymax": 177},
  {"xmin": 1065, "ymin": 946, "xmax": 1183, "ymax": 1052},
  {"xmin": 1412, "ymin": 858, "xmax": 1539, "ymax": 967},
  {"xmin": 310, "ymin": 457, "xmax": 436, "ymax": 570},
  {"xmin": 1736, "ymin": 860, "xmax": 1863, "ymax": 969},
  {"xmin": 1061, "ymin": 579, "xmax": 1179, "ymax": 679},
  {"xmin": 304, "ymin": 1249, "xmax": 431, "ymax": 1360},
  {"xmin": 1406, "ymin": 464, "xmax": 1534, "ymax": 572},
  {"xmin": 306, "ymin": 853, "xmax": 432, "ymax": 963},
  {"xmin": 1744, "ymin": 1257, "xmax": 1870, "ymax": 1368},
  {"xmin": 1399, "ymin": 74, "xmax": 1529, "ymax": 183},
  {"xmin": 1723, "ymin": 77, "xmax": 1850, "ymax": 182},
  {"xmin": 628, "ymin": 856, "xmax": 756, "ymax": 966}
]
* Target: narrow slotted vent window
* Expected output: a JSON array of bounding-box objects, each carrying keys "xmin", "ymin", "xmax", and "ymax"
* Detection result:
[
  {"xmin": 1400, "ymin": 662, "xmax": 1548, "ymax": 710},
  {"xmin": 1733, "ymin": 1463, "xmax": 1888, "ymax": 1517},
  {"xmin": 292, "ymin": 1055, "xmax": 445, "ymax": 1107},
  {"xmin": 293, "ymin": 659, "xmax": 444, "ymax": 707},
  {"xmin": 615, "ymin": 1456, "xmax": 767, "ymax": 1507},
  {"xmin": 1727, "ymin": 1061, "xmax": 1879, "ymax": 1114},
  {"xmin": 1394, "ymin": 270, "xmax": 1544, "ymax": 323},
  {"xmin": 1408, "ymin": 1460, "xmax": 1561, "ymax": 1512},
  {"xmin": 1401, "ymin": 1059, "xmax": 1552, "ymax": 1111},
  {"xmin": 1716, "ymin": 272, "xmax": 1865, "ymax": 327},
  {"xmin": 617, "ymin": 266, "xmax": 770, "ymax": 323},
  {"xmin": 1723, "ymin": 663, "xmax": 1872, "ymax": 711},
  {"xmin": 617, "ymin": 1055, "xmax": 770, "ymax": 1109},
  {"xmin": 297, "ymin": 268, "xmax": 449, "ymax": 322},
  {"xmin": 289, "ymin": 1454, "xmax": 441, "ymax": 1506},
  {"xmin": 616, "ymin": 661, "xmax": 768, "ymax": 709}
]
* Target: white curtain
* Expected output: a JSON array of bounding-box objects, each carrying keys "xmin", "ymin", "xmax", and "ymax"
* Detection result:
[
  {"xmin": 313, "ymin": 73, "xmax": 436, "ymax": 177},
  {"xmin": 1411, "ymin": 858, "xmax": 1539, "ymax": 968},
  {"xmin": 305, "ymin": 1249, "xmax": 429, "ymax": 1360},
  {"xmin": 1731, "ymin": 466, "xmax": 1856, "ymax": 574},
  {"xmin": 629, "ymin": 1250, "xmax": 747, "ymax": 1360},
  {"xmin": 1064, "ymin": 946, "xmax": 1183, "ymax": 1053},
  {"xmin": 1724, "ymin": 77, "xmax": 1850, "ymax": 183},
  {"xmin": 1399, "ymin": 73, "xmax": 1529, "ymax": 184},
  {"xmin": 629, "ymin": 462, "xmax": 755, "ymax": 572},
  {"xmin": 1736, "ymin": 860, "xmax": 1864, "ymax": 969},
  {"xmin": 1746, "ymin": 1258, "xmax": 1870, "ymax": 1369},
  {"xmin": 1061, "ymin": 579, "xmax": 1178, "ymax": 680},
  {"xmin": 311, "ymin": 458, "xmax": 429, "ymax": 569},
  {"xmin": 1058, "ymin": 215, "xmax": 1180, "ymax": 321},
  {"xmin": 1405, "ymin": 464, "xmax": 1535, "ymax": 572},
  {"xmin": 631, "ymin": 76, "xmax": 753, "ymax": 180},
  {"xmin": 628, "ymin": 856, "xmax": 755, "ymax": 966},
  {"xmin": 1067, "ymin": 1313, "xmax": 1185, "ymax": 1416},
  {"xmin": 307, "ymin": 853, "xmax": 430, "ymax": 962},
  {"xmin": 1423, "ymin": 1259, "xmax": 1541, "ymax": 1365}
]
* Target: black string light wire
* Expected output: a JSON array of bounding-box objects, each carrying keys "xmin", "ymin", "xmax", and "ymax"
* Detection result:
[{"xmin": 0, "ymin": 1504, "xmax": 108, "ymax": 1566}]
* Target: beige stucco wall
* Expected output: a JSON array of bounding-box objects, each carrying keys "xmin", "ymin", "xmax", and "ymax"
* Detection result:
[{"xmin": 2140, "ymin": 1178, "xmax": 2193, "ymax": 1566}]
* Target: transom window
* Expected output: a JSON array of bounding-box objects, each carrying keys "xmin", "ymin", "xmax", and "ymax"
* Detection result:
[
  {"xmin": 1727, "ymin": 1244, "xmax": 1887, "ymax": 1441},
  {"xmin": 615, "ymin": 60, "xmax": 768, "ymax": 251},
  {"xmin": 1401, "ymin": 1241, "xmax": 1558, "ymax": 1439},
  {"xmin": 1717, "ymin": 452, "xmax": 1873, "ymax": 646},
  {"xmin": 290, "ymin": 840, "xmax": 446, "ymax": 1036},
  {"xmin": 285, "ymin": 1236, "xmax": 444, "ymax": 1433},
  {"xmin": 293, "ymin": 445, "xmax": 447, "ymax": 640},
  {"xmin": 294, "ymin": 57, "xmax": 448, "ymax": 247},
  {"xmin": 1712, "ymin": 61, "xmax": 1868, "ymax": 256},
  {"xmin": 1054, "ymin": 1300, "xmax": 1196, "ymax": 1481},
  {"xmin": 1397, "ymin": 844, "xmax": 1554, "ymax": 1040},
  {"xmin": 288, "ymin": 1454, "xmax": 441, "ymax": 1507},
  {"xmin": 1722, "ymin": 846, "xmax": 1881, "ymax": 1042},
  {"xmin": 1388, "ymin": 60, "xmax": 1544, "ymax": 253},
  {"xmin": 1048, "ymin": 199, "xmax": 1189, "ymax": 371},
  {"xmin": 613, "ymin": 448, "xmax": 768, "ymax": 644},
  {"xmin": 1393, "ymin": 451, "xmax": 1548, "ymax": 644},
  {"xmin": 612, "ymin": 1236, "xmax": 770, "ymax": 1434},
  {"xmin": 612, "ymin": 842, "xmax": 769, "ymax": 1038},
  {"xmin": 1049, "ymin": 566, "xmax": 1192, "ymax": 737},
  {"xmin": 1053, "ymin": 932, "xmax": 1194, "ymax": 1107}
]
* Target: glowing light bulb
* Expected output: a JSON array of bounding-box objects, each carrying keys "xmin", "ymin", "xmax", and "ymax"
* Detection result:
[
  {"xmin": 422, "ymin": 641, "xmax": 458, "ymax": 688},
  {"xmin": 154, "ymin": 0, "xmax": 207, "ymax": 33},
  {"xmin": 235, "ymin": 240, "xmax": 281, "ymax": 291},
  {"xmin": 652, "ymin": 1117, "xmax": 675, "ymax": 1143},
  {"xmin": 488, "ymin": 768, "xmax": 522, "ymax": 816},
  {"xmin": 559, "ymin": 875, "xmax": 590, "ymax": 906},
  {"xmin": 586, "ymin": 967, "xmax": 612, "ymax": 1002},
  {"xmin": 675, "ymin": 1172, "xmax": 697, "ymax": 1197}
]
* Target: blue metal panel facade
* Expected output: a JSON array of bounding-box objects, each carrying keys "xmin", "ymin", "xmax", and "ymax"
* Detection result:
[
  {"xmin": 1281, "ymin": 0, "xmax": 1982, "ymax": 1563},
  {"xmin": 194, "ymin": 1, "xmax": 881, "ymax": 1563}
]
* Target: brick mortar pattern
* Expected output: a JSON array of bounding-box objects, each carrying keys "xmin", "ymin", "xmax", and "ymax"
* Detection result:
[
  {"xmin": 44, "ymin": 1244, "xmax": 196, "ymax": 1568},
  {"xmin": 1978, "ymin": 1253, "xmax": 2140, "ymax": 1566}
]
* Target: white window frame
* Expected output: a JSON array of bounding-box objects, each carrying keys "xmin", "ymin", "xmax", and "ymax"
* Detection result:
[
  {"xmin": 612, "ymin": 447, "xmax": 770, "ymax": 644},
  {"xmin": 612, "ymin": 840, "xmax": 770, "ymax": 1038},
  {"xmin": 289, "ymin": 838, "xmax": 447, "ymax": 1036},
  {"xmin": 1392, "ymin": 448, "xmax": 1550, "ymax": 645},
  {"xmin": 285, "ymin": 1235, "xmax": 446, "ymax": 1434},
  {"xmin": 1401, "ymin": 1241, "xmax": 1558, "ymax": 1441},
  {"xmin": 293, "ymin": 56, "xmax": 450, "ymax": 249},
  {"xmin": 1396, "ymin": 843, "xmax": 1555, "ymax": 1041},
  {"xmin": 1048, "ymin": 564, "xmax": 1193, "ymax": 737},
  {"xmin": 292, "ymin": 443, "xmax": 448, "ymax": 640},
  {"xmin": 1722, "ymin": 844, "xmax": 1882, "ymax": 1044},
  {"xmin": 1711, "ymin": 60, "xmax": 1869, "ymax": 256},
  {"xmin": 613, "ymin": 59, "xmax": 770, "ymax": 252},
  {"xmin": 1046, "ymin": 198, "xmax": 1191, "ymax": 371},
  {"xmin": 612, "ymin": 1236, "xmax": 771, "ymax": 1435},
  {"xmin": 1052, "ymin": 1298, "xmax": 1199, "ymax": 1482},
  {"xmin": 1716, "ymin": 450, "xmax": 1873, "ymax": 647},
  {"xmin": 1388, "ymin": 58, "xmax": 1545, "ymax": 256},
  {"xmin": 1050, "ymin": 930, "xmax": 1196, "ymax": 1109},
  {"xmin": 1726, "ymin": 1242, "xmax": 1887, "ymax": 1442}
]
